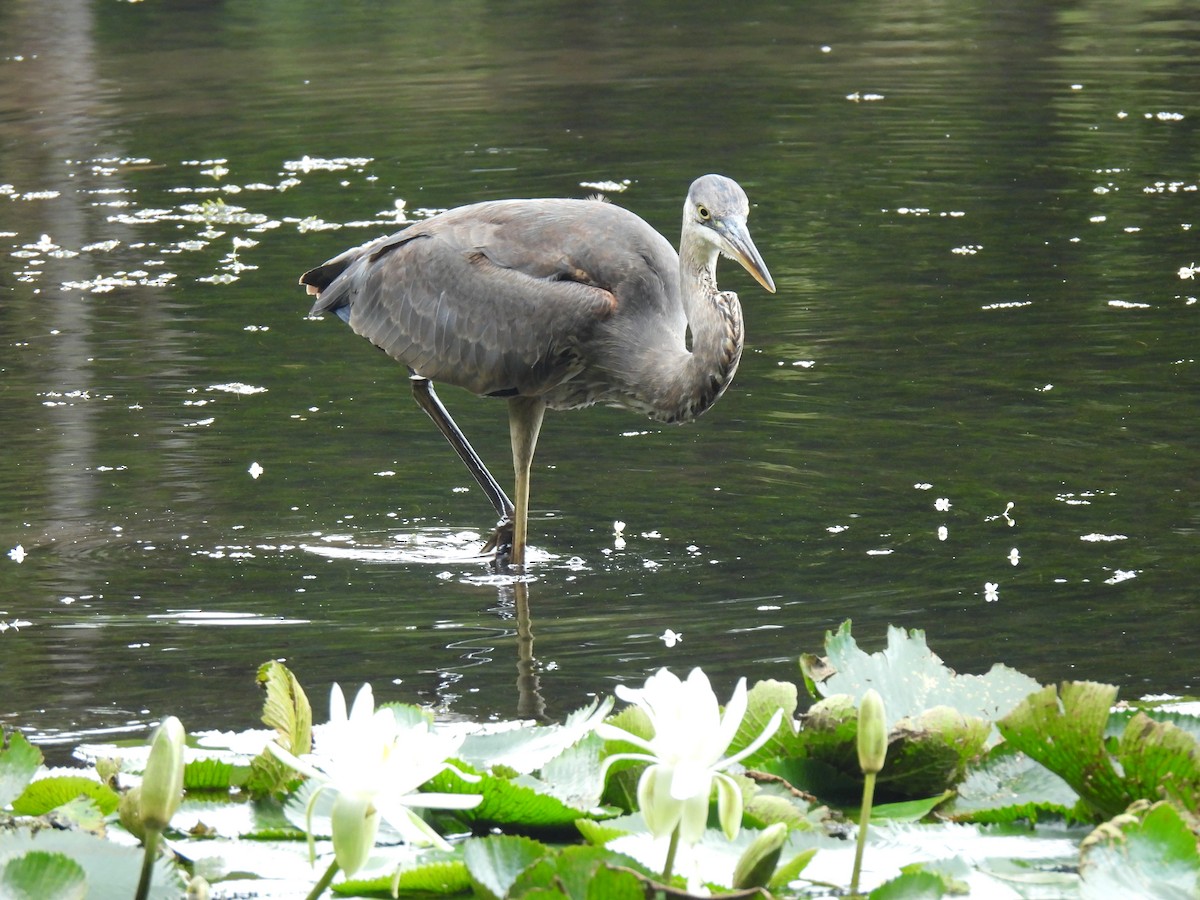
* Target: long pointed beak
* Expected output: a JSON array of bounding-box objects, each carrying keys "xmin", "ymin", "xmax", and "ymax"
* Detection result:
[{"xmin": 722, "ymin": 219, "xmax": 776, "ymax": 294}]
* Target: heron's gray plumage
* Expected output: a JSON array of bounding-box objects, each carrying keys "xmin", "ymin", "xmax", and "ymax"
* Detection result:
[{"xmin": 302, "ymin": 174, "xmax": 774, "ymax": 567}]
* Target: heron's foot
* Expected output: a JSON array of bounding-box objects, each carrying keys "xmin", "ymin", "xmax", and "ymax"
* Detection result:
[{"xmin": 482, "ymin": 518, "xmax": 515, "ymax": 571}]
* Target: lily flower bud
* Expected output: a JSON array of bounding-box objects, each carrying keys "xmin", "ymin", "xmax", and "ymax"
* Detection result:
[
  {"xmin": 140, "ymin": 716, "xmax": 186, "ymax": 832},
  {"xmin": 856, "ymin": 689, "xmax": 887, "ymax": 776},
  {"xmin": 732, "ymin": 821, "xmax": 788, "ymax": 889}
]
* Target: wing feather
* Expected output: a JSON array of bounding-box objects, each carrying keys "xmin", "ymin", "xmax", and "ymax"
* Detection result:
[{"xmin": 302, "ymin": 198, "xmax": 679, "ymax": 399}]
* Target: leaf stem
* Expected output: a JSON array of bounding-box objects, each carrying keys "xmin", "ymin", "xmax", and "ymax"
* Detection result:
[
  {"xmin": 850, "ymin": 771, "xmax": 876, "ymax": 896},
  {"xmin": 661, "ymin": 824, "xmax": 681, "ymax": 882},
  {"xmin": 304, "ymin": 859, "xmax": 341, "ymax": 900},
  {"xmin": 135, "ymin": 827, "xmax": 161, "ymax": 900}
]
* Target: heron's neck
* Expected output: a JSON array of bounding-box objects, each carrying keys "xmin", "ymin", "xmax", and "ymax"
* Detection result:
[{"xmin": 660, "ymin": 241, "xmax": 744, "ymax": 423}]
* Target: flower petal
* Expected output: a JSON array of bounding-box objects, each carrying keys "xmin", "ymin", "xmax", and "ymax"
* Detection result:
[
  {"xmin": 597, "ymin": 751, "xmax": 658, "ymax": 784},
  {"xmin": 347, "ymin": 683, "xmax": 375, "ymax": 723},
  {"xmin": 595, "ymin": 723, "xmax": 657, "ymax": 753},
  {"xmin": 331, "ymin": 790, "xmax": 380, "ymax": 876},
  {"xmin": 376, "ymin": 802, "xmax": 453, "ymax": 851},
  {"xmin": 676, "ymin": 789, "xmax": 710, "ymax": 846},
  {"xmin": 722, "ymin": 708, "xmax": 785, "ymax": 769},
  {"xmin": 713, "ymin": 676, "xmax": 749, "ymax": 754},
  {"xmin": 400, "ymin": 791, "xmax": 483, "ymax": 810},
  {"xmin": 265, "ymin": 741, "xmax": 325, "ymax": 782},
  {"xmin": 714, "ymin": 774, "xmax": 743, "ymax": 840},
  {"xmin": 638, "ymin": 764, "xmax": 682, "ymax": 839},
  {"xmin": 329, "ymin": 683, "xmax": 348, "ymax": 723},
  {"xmin": 668, "ymin": 758, "xmax": 713, "ymax": 802}
]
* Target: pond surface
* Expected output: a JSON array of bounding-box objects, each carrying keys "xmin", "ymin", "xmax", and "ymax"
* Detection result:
[{"xmin": 1, "ymin": 0, "xmax": 1197, "ymax": 755}]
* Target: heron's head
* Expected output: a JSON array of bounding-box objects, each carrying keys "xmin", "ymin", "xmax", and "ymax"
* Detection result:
[{"xmin": 684, "ymin": 174, "xmax": 776, "ymax": 294}]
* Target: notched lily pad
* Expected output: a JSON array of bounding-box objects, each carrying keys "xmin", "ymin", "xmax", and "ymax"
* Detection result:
[
  {"xmin": 1078, "ymin": 801, "xmax": 1200, "ymax": 899},
  {"xmin": 0, "ymin": 729, "xmax": 43, "ymax": 807},
  {"xmin": 428, "ymin": 761, "xmax": 616, "ymax": 833},
  {"xmin": 782, "ymin": 694, "xmax": 989, "ymax": 800},
  {"xmin": 800, "ymin": 621, "xmax": 1041, "ymax": 740},
  {"xmin": 942, "ymin": 745, "xmax": 1079, "ymax": 824},
  {"xmin": 0, "ymin": 850, "xmax": 87, "ymax": 900},
  {"xmin": 998, "ymin": 681, "xmax": 1200, "ymax": 820}
]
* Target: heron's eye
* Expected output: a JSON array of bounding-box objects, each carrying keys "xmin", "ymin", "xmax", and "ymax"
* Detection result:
[{"xmin": 696, "ymin": 204, "xmax": 711, "ymax": 221}]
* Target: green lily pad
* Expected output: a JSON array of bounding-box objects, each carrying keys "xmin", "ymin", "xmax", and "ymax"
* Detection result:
[
  {"xmin": 10, "ymin": 775, "xmax": 119, "ymax": 816},
  {"xmin": 942, "ymin": 745, "xmax": 1079, "ymax": 824},
  {"xmin": 997, "ymin": 682, "xmax": 1200, "ymax": 820},
  {"xmin": 463, "ymin": 834, "xmax": 551, "ymax": 900},
  {"xmin": 0, "ymin": 850, "xmax": 87, "ymax": 900},
  {"xmin": 801, "ymin": 621, "xmax": 1041, "ymax": 739},
  {"xmin": 510, "ymin": 844, "xmax": 652, "ymax": 899},
  {"xmin": 458, "ymin": 699, "xmax": 613, "ymax": 776},
  {"xmin": 787, "ymin": 693, "xmax": 990, "ymax": 800},
  {"xmin": 1078, "ymin": 801, "xmax": 1200, "ymax": 899},
  {"xmin": 868, "ymin": 867, "xmax": 948, "ymax": 898},
  {"xmin": 0, "ymin": 828, "xmax": 183, "ymax": 899},
  {"xmin": 733, "ymin": 679, "xmax": 803, "ymax": 767},
  {"xmin": 247, "ymin": 660, "xmax": 312, "ymax": 797},
  {"xmin": 0, "ymin": 730, "xmax": 42, "ymax": 808},
  {"xmin": 335, "ymin": 852, "xmax": 471, "ymax": 896},
  {"xmin": 429, "ymin": 761, "xmax": 614, "ymax": 832}
]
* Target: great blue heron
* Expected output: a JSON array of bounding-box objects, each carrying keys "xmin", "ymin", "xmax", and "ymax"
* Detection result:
[{"xmin": 301, "ymin": 174, "xmax": 775, "ymax": 568}]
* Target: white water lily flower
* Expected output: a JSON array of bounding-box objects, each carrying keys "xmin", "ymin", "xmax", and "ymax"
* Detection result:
[
  {"xmin": 268, "ymin": 683, "xmax": 481, "ymax": 875},
  {"xmin": 597, "ymin": 667, "xmax": 783, "ymax": 847}
]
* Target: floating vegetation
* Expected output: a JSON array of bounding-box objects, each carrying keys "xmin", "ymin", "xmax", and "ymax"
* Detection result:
[
  {"xmin": 1, "ymin": 624, "xmax": 1197, "ymax": 897},
  {"xmin": 0, "ymin": 152, "xmax": 411, "ymax": 295}
]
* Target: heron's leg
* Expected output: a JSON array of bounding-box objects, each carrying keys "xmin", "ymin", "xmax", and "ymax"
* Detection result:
[
  {"xmin": 507, "ymin": 396, "xmax": 546, "ymax": 568},
  {"xmin": 409, "ymin": 376, "xmax": 515, "ymax": 537}
]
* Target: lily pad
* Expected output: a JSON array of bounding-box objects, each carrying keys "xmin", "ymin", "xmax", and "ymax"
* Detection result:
[
  {"xmin": 0, "ymin": 850, "xmax": 87, "ymax": 900},
  {"xmin": 733, "ymin": 679, "xmax": 804, "ymax": 767},
  {"xmin": 428, "ymin": 761, "xmax": 614, "ymax": 832},
  {"xmin": 247, "ymin": 660, "xmax": 313, "ymax": 797},
  {"xmin": 997, "ymin": 682, "xmax": 1200, "ymax": 820},
  {"xmin": 0, "ymin": 828, "xmax": 183, "ymax": 899},
  {"xmin": 1078, "ymin": 801, "xmax": 1200, "ymax": 899},
  {"xmin": 463, "ymin": 834, "xmax": 550, "ymax": 900},
  {"xmin": 786, "ymin": 694, "xmax": 990, "ymax": 799},
  {"xmin": 801, "ymin": 621, "xmax": 1041, "ymax": 739},
  {"xmin": 510, "ymin": 844, "xmax": 652, "ymax": 899},
  {"xmin": 942, "ymin": 745, "xmax": 1079, "ymax": 824},
  {"xmin": 10, "ymin": 775, "xmax": 119, "ymax": 817},
  {"xmin": 458, "ymin": 698, "xmax": 613, "ymax": 776},
  {"xmin": 0, "ymin": 730, "xmax": 42, "ymax": 807},
  {"xmin": 336, "ymin": 851, "xmax": 471, "ymax": 896}
]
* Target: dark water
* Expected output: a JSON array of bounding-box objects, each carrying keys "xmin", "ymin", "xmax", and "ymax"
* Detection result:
[{"xmin": 1, "ymin": 1, "xmax": 1197, "ymax": 753}]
